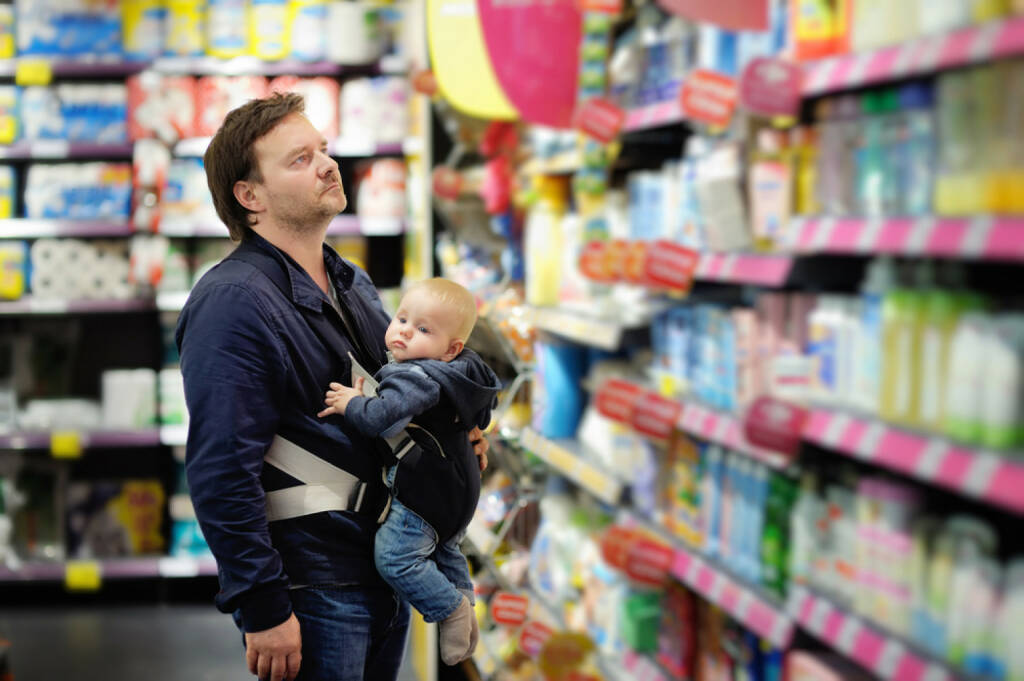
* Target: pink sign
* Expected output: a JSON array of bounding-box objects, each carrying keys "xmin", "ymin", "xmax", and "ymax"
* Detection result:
[
  {"xmin": 740, "ymin": 57, "xmax": 803, "ymax": 117},
  {"xmin": 572, "ymin": 97, "xmax": 626, "ymax": 143},
  {"xmin": 477, "ymin": 0, "xmax": 581, "ymax": 128},
  {"xmin": 656, "ymin": 0, "xmax": 768, "ymax": 31},
  {"xmin": 743, "ymin": 396, "xmax": 807, "ymax": 459}
]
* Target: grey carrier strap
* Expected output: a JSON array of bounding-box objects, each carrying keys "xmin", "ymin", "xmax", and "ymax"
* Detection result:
[{"xmin": 262, "ymin": 354, "xmax": 422, "ymax": 523}]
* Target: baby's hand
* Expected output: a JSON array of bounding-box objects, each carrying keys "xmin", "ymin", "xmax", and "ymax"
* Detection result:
[{"xmin": 317, "ymin": 378, "xmax": 365, "ymax": 418}]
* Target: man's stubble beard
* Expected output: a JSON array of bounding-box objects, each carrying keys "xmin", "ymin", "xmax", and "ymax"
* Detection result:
[{"xmin": 272, "ymin": 189, "xmax": 347, "ymax": 236}]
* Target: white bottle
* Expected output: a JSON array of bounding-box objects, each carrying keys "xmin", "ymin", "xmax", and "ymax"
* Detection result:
[
  {"xmin": 944, "ymin": 313, "xmax": 990, "ymax": 444},
  {"xmin": 981, "ymin": 315, "xmax": 1024, "ymax": 450},
  {"xmin": 853, "ymin": 257, "xmax": 896, "ymax": 414},
  {"xmin": 997, "ymin": 558, "xmax": 1024, "ymax": 681},
  {"xmin": 789, "ymin": 471, "xmax": 822, "ymax": 589}
]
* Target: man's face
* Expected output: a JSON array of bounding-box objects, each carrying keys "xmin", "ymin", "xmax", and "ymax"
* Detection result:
[{"xmin": 250, "ymin": 112, "xmax": 346, "ymax": 231}]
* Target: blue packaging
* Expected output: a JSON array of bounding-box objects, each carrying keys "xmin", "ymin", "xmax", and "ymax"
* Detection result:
[{"xmin": 532, "ymin": 338, "xmax": 587, "ymax": 439}]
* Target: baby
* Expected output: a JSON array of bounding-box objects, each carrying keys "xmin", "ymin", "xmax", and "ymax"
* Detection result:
[{"xmin": 319, "ymin": 278, "xmax": 500, "ymax": 665}]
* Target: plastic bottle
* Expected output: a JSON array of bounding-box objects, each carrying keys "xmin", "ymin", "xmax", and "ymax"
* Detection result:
[
  {"xmin": 945, "ymin": 516, "xmax": 999, "ymax": 668},
  {"xmin": 997, "ymin": 558, "xmax": 1024, "ymax": 681},
  {"xmin": 855, "ymin": 89, "xmax": 901, "ymax": 217},
  {"xmin": 702, "ymin": 446, "xmax": 725, "ymax": 559},
  {"xmin": 789, "ymin": 470, "xmax": 821, "ymax": 589},
  {"xmin": 206, "ymin": 0, "xmax": 249, "ymax": 59},
  {"xmin": 250, "ymin": 0, "xmax": 290, "ymax": 62},
  {"xmin": 981, "ymin": 315, "xmax": 1024, "ymax": 449},
  {"xmin": 936, "ymin": 69, "xmax": 987, "ymax": 215},
  {"xmin": 791, "ymin": 125, "xmax": 821, "ymax": 216},
  {"xmin": 896, "ymin": 82, "xmax": 937, "ymax": 216},
  {"xmin": 524, "ymin": 176, "xmax": 568, "ymax": 307},
  {"xmin": 815, "ymin": 95, "xmax": 859, "ymax": 216},
  {"xmin": 944, "ymin": 313, "xmax": 990, "ymax": 444},
  {"xmin": 747, "ymin": 128, "xmax": 793, "ymax": 252},
  {"xmin": 807, "ymin": 296, "xmax": 841, "ymax": 405},
  {"xmin": 972, "ymin": 0, "xmax": 1012, "ymax": 23},
  {"xmin": 918, "ymin": 0, "xmax": 972, "ymax": 35},
  {"xmin": 851, "ymin": 0, "xmax": 893, "ymax": 52},
  {"xmin": 853, "ymin": 257, "xmax": 895, "ymax": 415},
  {"xmin": 880, "ymin": 265, "xmax": 929, "ymax": 426}
]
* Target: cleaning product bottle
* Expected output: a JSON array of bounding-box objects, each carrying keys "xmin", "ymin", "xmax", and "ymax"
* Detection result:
[
  {"xmin": 896, "ymin": 81, "xmax": 937, "ymax": 217},
  {"xmin": 791, "ymin": 125, "xmax": 821, "ymax": 216},
  {"xmin": 747, "ymin": 128, "xmax": 793, "ymax": 252},
  {"xmin": 855, "ymin": 89, "xmax": 901, "ymax": 218},
  {"xmin": 997, "ymin": 557, "xmax": 1024, "ymax": 681},
  {"xmin": 789, "ymin": 470, "xmax": 821, "ymax": 589},
  {"xmin": 981, "ymin": 315, "xmax": 1024, "ymax": 450},
  {"xmin": 917, "ymin": 287, "xmax": 966, "ymax": 433},
  {"xmin": 944, "ymin": 313, "xmax": 991, "ymax": 444}
]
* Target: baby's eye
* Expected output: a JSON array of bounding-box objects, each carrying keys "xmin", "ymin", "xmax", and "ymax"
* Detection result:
[
  {"xmin": 418, "ymin": 326, "xmax": 430, "ymax": 334},
  {"xmin": 397, "ymin": 316, "xmax": 407, "ymax": 324}
]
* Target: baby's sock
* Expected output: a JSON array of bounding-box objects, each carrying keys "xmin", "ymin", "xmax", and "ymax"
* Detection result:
[{"xmin": 438, "ymin": 595, "xmax": 474, "ymax": 665}]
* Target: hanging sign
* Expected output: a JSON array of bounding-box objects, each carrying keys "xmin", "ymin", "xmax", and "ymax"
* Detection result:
[
  {"xmin": 600, "ymin": 525, "xmax": 639, "ymax": 571},
  {"xmin": 572, "ymin": 97, "xmax": 626, "ymax": 143},
  {"xmin": 491, "ymin": 591, "xmax": 530, "ymax": 627},
  {"xmin": 743, "ymin": 395, "xmax": 808, "ymax": 459},
  {"xmin": 477, "ymin": 0, "xmax": 581, "ymax": 128},
  {"xmin": 595, "ymin": 379, "xmax": 644, "ymax": 423},
  {"xmin": 655, "ymin": 0, "xmax": 768, "ymax": 31},
  {"xmin": 739, "ymin": 57, "xmax": 803, "ymax": 117},
  {"xmin": 644, "ymin": 240, "xmax": 699, "ymax": 292},
  {"xmin": 680, "ymin": 69, "xmax": 738, "ymax": 128},
  {"xmin": 518, "ymin": 621, "xmax": 556, "ymax": 658},
  {"xmin": 630, "ymin": 390, "xmax": 682, "ymax": 441},
  {"xmin": 624, "ymin": 537, "xmax": 674, "ymax": 586}
]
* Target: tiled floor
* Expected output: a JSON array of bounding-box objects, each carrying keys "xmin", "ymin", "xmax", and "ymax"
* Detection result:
[{"xmin": 0, "ymin": 603, "xmax": 422, "ymax": 681}]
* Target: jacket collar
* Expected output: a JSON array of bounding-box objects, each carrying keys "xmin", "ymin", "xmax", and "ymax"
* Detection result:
[{"xmin": 239, "ymin": 229, "xmax": 357, "ymax": 312}]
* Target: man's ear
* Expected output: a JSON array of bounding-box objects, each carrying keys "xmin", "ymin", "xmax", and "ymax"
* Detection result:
[
  {"xmin": 442, "ymin": 338, "xmax": 464, "ymax": 362},
  {"xmin": 233, "ymin": 179, "xmax": 263, "ymax": 213}
]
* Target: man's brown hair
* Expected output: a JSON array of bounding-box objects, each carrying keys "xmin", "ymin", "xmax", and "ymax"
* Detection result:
[{"xmin": 203, "ymin": 92, "xmax": 305, "ymax": 241}]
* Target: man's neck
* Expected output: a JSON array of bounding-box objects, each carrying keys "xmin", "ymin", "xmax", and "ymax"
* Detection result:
[{"xmin": 252, "ymin": 221, "xmax": 330, "ymax": 293}]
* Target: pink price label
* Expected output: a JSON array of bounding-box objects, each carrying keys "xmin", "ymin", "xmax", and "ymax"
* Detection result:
[
  {"xmin": 625, "ymin": 538, "xmax": 674, "ymax": 586},
  {"xmin": 573, "ymin": 97, "xmax": 627, "ymax": 143},
  {"xmin": 742, "ymin": 396, "xmax": 807, "ymax": 459},
  {"xmin": 518, "ymin": 621, "xmax": 555, "ymax": 658},
  {"xmin": 630, "ymin": 390, "xmax": 682, "ymax": 440},
  {"xmin": 491, "ymin": 591, "xmax": 530, "ymax": 627},
  {"xmin": 739, "ymin": 57, "xmax": 803, "ymax": 118},
  {"xmin": 595, "ymin": 379, "xmax": 644, "ymax": 423},
  {"xmin": 680, "ymin": 69, "xmax": 738, "ymax": 127},
  {"xmin": 644, "ymin": 239, "xmax": 699, "ymax": 291}
]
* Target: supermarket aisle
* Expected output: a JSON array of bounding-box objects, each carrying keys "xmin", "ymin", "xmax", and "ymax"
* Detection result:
[{"xmin": 0, "ymin": 604, "xmax": 421, "ymax": 681}]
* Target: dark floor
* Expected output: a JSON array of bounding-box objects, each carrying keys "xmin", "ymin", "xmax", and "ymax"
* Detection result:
[{"xmin": 0, "ymin": 603, "xmax": 422, "ymax": 681}]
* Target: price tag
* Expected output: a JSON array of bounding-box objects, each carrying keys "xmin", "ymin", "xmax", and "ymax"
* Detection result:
[
  {"xmin": 680, "ymin": 70, "xmax": 737, "ymax": 128},
  {"xmin": 630, "ymin": 390, "xmax": 682, "ymax": 441},
  {"xmin": 518, "ymin": 620, "xmax": 555, "ymax": 658},
  {"xmin": 622, "ymin": 240, "xmax": 648, "ymax": 284},
  {"xmin": 29, "ymin": 139, "xmax": 70, "ymax": 158},
  {"xmin": 65, "ymin": 560, "xmax": 102, "ymax": 591},
  {"xmin": 742, "ymin": 395, "xmax": 807, "ymax": 460},
  {"xmin": 644, "ymin": 240, "xmax": 699, "ymax": 292},
  {"xmin": 624, "ymin": 537, "xmax": 674, "ymax": 586},
  {"xmin": 15, "ymin": 59, "xmax": 53, "ymax": 86},
  {"xmin": 572, "ymin": 97, "xmax": 626, "ymax": 143},
  {"xmin": 739, "ymin": 57, "xmax": 803, "ymax": 118},
  {"xmin": 594, "ymin": 379, "xmax": 643, "ymax": 423},
  {"xmin": 51, "ymin": 430, "xmax": 83, "ymax": 459},
  {"xmin": 491, "ymin": 591, "xmax": 530, "ymax": 627}
]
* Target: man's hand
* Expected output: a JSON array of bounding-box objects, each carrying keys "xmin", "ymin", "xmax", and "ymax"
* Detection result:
[
  {"xmin": 245, "ymin": 613, "xmax": 302, "ymax": 681},
  {"xmin": 468, "ymin": 426, "xmax": 489, "ymax": 472},
  {"xmin": 317, "ymin": 378, "xmax": 365, "ymax": 417}
]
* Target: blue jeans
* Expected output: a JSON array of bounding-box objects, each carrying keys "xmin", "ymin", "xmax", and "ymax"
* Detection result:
[
  {"xmin": 234, "ymin": 585, "xmax": 410, "ymax": 681},
  {"xmin": 374, "ymin": 474, "xmax": 473, "ymax": 623}
]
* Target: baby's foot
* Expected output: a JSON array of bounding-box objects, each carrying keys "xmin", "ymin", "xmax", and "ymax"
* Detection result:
[{"xmin": 438, "ymin": 595, "xmax": 473, "ymax": 665}]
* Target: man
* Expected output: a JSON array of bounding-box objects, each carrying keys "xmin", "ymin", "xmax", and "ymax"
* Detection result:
[{"xmin": 176, "ymin": 93, "xmax": 488, "ymax": 681}]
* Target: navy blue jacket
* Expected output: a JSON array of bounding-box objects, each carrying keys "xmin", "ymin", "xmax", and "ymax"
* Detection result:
[
  {"xmin": 345, "ymin": 351, "xmax": 500, "ymax": 541},
  {"xmin": 175, "ymin": 232, "xmax": 392, "ymax": 633}
]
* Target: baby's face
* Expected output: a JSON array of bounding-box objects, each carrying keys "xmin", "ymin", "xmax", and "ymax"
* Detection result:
[{"xmin": 385, "ymin": 289, "xmax": 461, "ymax": 362}]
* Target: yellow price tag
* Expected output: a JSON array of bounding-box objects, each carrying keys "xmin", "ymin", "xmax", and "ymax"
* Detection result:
[
  {"xmin": 50, "ymin": 430, "xmax": 83, "ymax": 459},
  {"xmin": 15, "ymin": 59, "xmax": 53, "ymax": 86},
  {"xmin": 65, "ymin": 560, "xmax": 102, "ymax": 592}
]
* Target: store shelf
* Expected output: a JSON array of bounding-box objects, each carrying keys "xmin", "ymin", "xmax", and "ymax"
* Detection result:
[
  {"xmin": 149, "ymin": 56, "xmax": 368, "ymax": 77},
  {"xmin": 788, "ymin": 585, "xmax": 966, "ymax": 681},
  {"xmin": 0, "ymin": 297, "xmax": 154, "ymax": 315},
  {"xmin": 526, "ymin": 306, "xmax": 648, "ymax": 351},
  {"xmin": 677, "ymin": 401, "xmax": 792, "ymax": 469},
  {"xmin": 802, "ymin": 15, "xmax": 1024, "ymax": 95},
  {"xmin": 784, "ymin": 216, "xmax": 1024, "ymax": 262},
  {"xmin": 522, "ymin": 150, "xmax": 583, "ymax": 176},
  {"xmin": 803, "ymin": 408, "xmax": 1024, "ymax": 515},
  {"xmin": 671, "ymin": 546, "xmax": 794, "ymax": 648},
  {"xmin": 0, "ymin": 556, "xmax": 217, "ymax": 583},
  {"xmin": 0, "ymin": 140, "xmax": 133, "ymax": 159},
  {"xmin": 173, "ymin": 137, "xmax": 404, "ymax": 158},
  {"xmin": 520, "ymin": 428, "xmax": 625, "ymax": 506},
  {"xmin": 694, "ymin": 253, "xmax": 793, "ymax": 287},
  {"xmin": 0, "ymin": 219, "xmax": 136, "ymax": 238},
  {"xmin": 623, "ymin": 98, "xmax": 685, "ymax": 132},
  {"xmin": 0, "ymin": 58, "xmax": 150, "ymax": 78},
  {"xmin": 159, "ymin": 424, "xmax": 189, "ymax": 446},
  {"xmin": 0, "ymin": 428, "xmax": 162, "ymax": 450}
]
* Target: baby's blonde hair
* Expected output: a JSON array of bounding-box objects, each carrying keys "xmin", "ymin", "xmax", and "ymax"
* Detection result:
[{"xmin": 407, "ymin": 278, "xmax": 478, "ymax": 341}]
